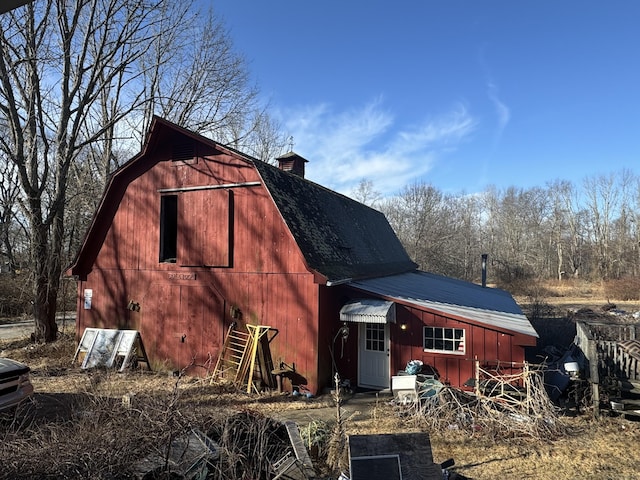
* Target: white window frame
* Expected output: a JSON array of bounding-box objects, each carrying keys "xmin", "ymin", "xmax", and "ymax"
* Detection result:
[{"xmin": 423, "ymin": 326, "xmax": 465, "ymax": 355}]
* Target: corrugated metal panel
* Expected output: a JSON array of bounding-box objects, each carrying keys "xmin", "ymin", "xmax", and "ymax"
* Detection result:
[
  {"xmin": 349, "ymin": 271, "xmax": 538, "ymax": 338},
  {"xmin": 340, "ymin": 299, "xmax": 396, "ymax": 324}
]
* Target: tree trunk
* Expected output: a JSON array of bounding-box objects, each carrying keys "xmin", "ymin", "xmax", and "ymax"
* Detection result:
[
  {"xmin": 31, "ymin": 212, "xmax": 59, "ymax": 342},
  {"xmin": 33, "ymin": 276, "xmax": 58, "ymax": 342},
  {"xmin": 557, "ymin": 240, "xmax": 563, "ymax": 281}
]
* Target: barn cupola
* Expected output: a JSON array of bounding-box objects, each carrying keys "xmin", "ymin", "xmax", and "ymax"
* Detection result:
[{"xmin": 276, "ymin": 151, "xmax": 308, "ymax": 178}]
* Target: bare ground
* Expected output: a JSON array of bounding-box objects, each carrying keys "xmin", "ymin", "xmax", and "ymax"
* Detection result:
[
  {"xmin": 2, "ymin": 285, "xmax": 640, "ymax": 479},
  {"xmin": 2, "ymin": 338, "xmax": 640, "ymax": 479}
]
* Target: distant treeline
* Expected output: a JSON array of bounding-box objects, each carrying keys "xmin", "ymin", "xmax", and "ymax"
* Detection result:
[{"xmin": 353, "ymin": 170, "xmax": 640, "ymax": 291}]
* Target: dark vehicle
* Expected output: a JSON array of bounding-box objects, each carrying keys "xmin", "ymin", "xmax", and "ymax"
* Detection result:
[{"xmin": 0, "ymin": 358, "xmax": 34, "ymax": 411}]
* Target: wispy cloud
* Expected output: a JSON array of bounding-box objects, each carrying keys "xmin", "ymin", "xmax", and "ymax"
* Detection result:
[
  {"xmin": 477, "ymin": 45, "xmax": 511, "ymax": 143},
  {"xmin": 487, "ymin": 80, "xmax": 510, "ymax": 141},
  {"xmin": 277, "ymin": 100, "xmax": 476, "ymax": 197}
]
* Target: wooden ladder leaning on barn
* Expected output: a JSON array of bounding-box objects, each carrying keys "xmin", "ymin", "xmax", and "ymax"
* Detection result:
[{"xmin": 211, "ymin": 323, "xmax": 276, "ymax": 393}]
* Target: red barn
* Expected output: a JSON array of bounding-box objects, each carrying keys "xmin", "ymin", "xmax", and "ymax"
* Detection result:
[{"xmin": 70, "ymin": 117, "xmax": 537, "ymax": 393}]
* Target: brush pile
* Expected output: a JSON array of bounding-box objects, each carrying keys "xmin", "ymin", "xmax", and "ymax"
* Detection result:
[{"xmin": 397, "ymin": 364, "xmax": 572, "ymax": 441}]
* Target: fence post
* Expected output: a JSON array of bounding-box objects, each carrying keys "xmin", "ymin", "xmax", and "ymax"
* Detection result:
[
  {"xmin": 474, "ymin": 357, "xmax": 480, "ymax": 397},
  {"xmin": 588, "ymin": 339, "xmax": 600, "ymax": 419}
]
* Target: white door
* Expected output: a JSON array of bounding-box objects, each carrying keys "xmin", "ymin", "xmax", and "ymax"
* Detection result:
[{"xmin": 358, "ymin": 322, "xmax": 390, "ymax": 389}]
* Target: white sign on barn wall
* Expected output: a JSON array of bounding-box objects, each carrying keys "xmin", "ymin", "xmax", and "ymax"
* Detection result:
[{"xmin": 83, "ymin": 289, "xmax": 92, "ymax": 309}]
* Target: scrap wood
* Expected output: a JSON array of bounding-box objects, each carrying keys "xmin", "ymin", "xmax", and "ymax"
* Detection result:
[{"xmin": 133, "ymin": 428, "xmax": 219, "ymax": 480}]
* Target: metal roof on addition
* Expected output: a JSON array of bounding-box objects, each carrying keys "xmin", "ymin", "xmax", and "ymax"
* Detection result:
[{"xmin": 348, "ymin": 271, "xmax": 538, "ymax": 338}]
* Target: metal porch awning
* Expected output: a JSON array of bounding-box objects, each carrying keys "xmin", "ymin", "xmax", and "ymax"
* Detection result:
[{"xmin": 340, "ymin": 299, "xmax": 396, "ymax": 324}]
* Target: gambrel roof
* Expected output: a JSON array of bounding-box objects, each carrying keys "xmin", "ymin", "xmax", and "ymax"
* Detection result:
[{"xmin": 70, "ymin": 116, "xmax": 416, "ymax": 282}]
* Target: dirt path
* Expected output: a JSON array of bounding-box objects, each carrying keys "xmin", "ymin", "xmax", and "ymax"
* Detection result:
[{"xmin": 271, "ymin": 390, "xmax": 390, "ymax": 425}]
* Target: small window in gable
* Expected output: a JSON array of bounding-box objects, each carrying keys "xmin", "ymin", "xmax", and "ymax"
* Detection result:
[
  {"xmin": 423, "ymin": 326, "xmax": 465, "ymax": 354},
  {"xmin": 171, "ymin": 141, "xmax": 197, "ymax": 164},
  {"xmin": 159, "ymin": 195, "xmax": 178, "ymax": 263}
]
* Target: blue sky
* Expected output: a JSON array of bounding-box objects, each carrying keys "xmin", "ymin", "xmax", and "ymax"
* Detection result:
[{"xmin": 212, "ymin": 1, "xmax": 640, "ymax": 197}]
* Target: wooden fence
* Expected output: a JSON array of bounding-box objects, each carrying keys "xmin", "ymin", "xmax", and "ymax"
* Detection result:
[
  {"xmin": 595, "ymin": 340, "xmax": 640, "ymax": 382},
  {"xmin": 575, "ymin": 320, "xmax": 640, "ymax": 417}
]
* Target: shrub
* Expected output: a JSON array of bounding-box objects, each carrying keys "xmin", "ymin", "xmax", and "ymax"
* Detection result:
[
  {"xmin": 603, "ymin": 277, "xmax": 640, "ymax": 301},
  {"xmin": 0, "ymin": 272, "xmax": 32, "ymax": 317},
  {"xmin": 0, "ymin": 271, "xmax": 76, "ymax": 319}
]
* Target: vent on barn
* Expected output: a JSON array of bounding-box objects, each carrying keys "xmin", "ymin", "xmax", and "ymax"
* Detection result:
[
  {"xmin": 172, "ymin": 141, "xmax": 196, "ymax": 162},
  {"xmin": 276, "ymin": 151, "xmax": 308, "ymax": 178}
]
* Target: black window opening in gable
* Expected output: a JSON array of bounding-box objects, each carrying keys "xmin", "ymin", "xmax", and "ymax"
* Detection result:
[
  {"xmin": 171, "ymin": 140, "xmax": 197, "ymax": 164},
  {"xmin": 159, "ymin": 195, "xmax": 178, "ymax": 263}
]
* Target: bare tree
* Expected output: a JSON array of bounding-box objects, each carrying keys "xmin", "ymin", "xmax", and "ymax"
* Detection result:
[
  {"xmin": 609, "ymin": 170, "xmax": 636, "ymax": 278},
  {"xmin": 350, "ymin": 179, "xmax": 382, "ymax": 208},
  {"xmin": 381, "ymin": 182, "xmax": 459, "ymax": 274},
  {"xmin": 480, "ymin": 186, "xmax": 551, "ymax": 285},
  {"xmin": 227, "ymin": 109, "xmax": 289, "ymax": 163},
  {"xmin": 376, "ymin": 170, "xmax": 640, "ymax": 287},
  {"xmin": 0, "ymin": 0, "xmax": 282, "ymax": 341},
  {"xmin": 0, "ymin": 0, "xmax": 168, "ymax": 340},
  {"xmin": 546, "ymin": 180, "xmax": 570, "ymax": 281},
  {"xmin": 584, "ymin": 173, "xmax": 621, "ymax": 280},
  {"xmin": 632, "ymin": 177, "xmax": 640, "ymax": 277},
  {"xmin": 448, "ymin": 193, "xmax": 483, "ymax": 281},
  {"xmin": 551, "ymin": 179, "xmax": 588, "ymax": 278},
  {"xmin": 0, "ymin": 154, "xmax": 23, "ymax": 274}
]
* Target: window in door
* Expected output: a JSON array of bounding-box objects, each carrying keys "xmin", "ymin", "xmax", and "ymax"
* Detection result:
[{"xmin": 365, "ymin": 323, "xmax": 386, "ymax": 352}]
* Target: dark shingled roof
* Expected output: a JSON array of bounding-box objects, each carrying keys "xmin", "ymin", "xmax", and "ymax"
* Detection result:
[{"xmin": 253, "ymin": 160, "xmax": 417, "ymax": 282}]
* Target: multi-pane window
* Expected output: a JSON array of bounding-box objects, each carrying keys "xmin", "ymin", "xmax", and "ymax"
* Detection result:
[
  {"xmin": 365, "ymin": 323, "xmax": 385, "ymax": 352},
  {"xmin": 423, "ymin": 326, "xmax": 465, "ymax": 354}
]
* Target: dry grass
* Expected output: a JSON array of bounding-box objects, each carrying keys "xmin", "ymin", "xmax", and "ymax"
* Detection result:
[
  {"xmin": 3, "ymin": 288, "xmax": 640, "ymax": 480},
  {"xmin": 517, "ymin": 279, "xmax": 640, "ymax": 313}
]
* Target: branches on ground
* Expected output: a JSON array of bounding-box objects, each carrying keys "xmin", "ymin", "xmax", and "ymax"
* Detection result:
[{"xmin": 397, "ymin": 366, "xmax": 570, "ymax": 441}]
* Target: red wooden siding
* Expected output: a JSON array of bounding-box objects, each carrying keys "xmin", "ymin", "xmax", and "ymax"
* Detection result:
[
  {"xmin": 178, "ymin": 189, "xmax": 231, "ymax": 267},
  {"xmin": 389, "ymin": 305, "xmax": 527, "ymax": 387},
  {"xmin": 313, "ymin": 290, "xmax": 531, "ymax": 391},
  {"xmin": 318, "ymin": 286, "xmax": 356, "ymax": 387},
  {"xmin": 137, "ymin": 283, "xmax": 224, "ymax": 372},
  {"xmin": 77, "ymin": 149, "xmax": 324, "ymax": 391},
  {"xmin": 316, "ymin": 288, "xmax": 531, "ymax": 390}
]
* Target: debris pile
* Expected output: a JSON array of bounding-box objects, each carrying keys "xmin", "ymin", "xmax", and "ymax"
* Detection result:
[{"xmin": 397, "ymin": 363, "xmax": 569, "ymax": 440}]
